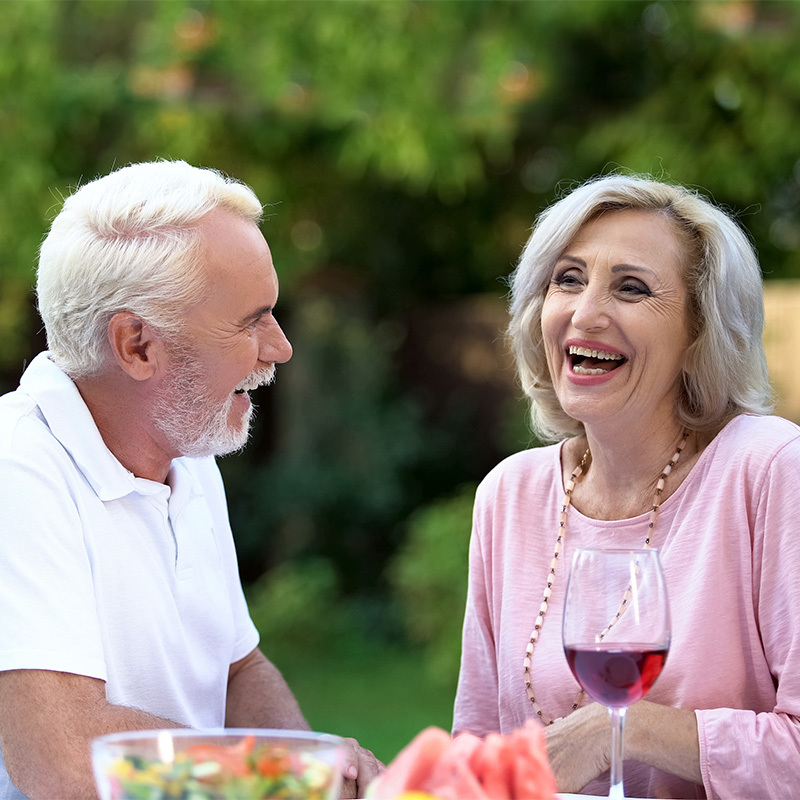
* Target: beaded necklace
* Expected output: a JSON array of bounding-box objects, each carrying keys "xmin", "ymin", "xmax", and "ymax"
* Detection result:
[{"xmin": 522, "ymin": 431, "xmax": 689, "ymax": 725}]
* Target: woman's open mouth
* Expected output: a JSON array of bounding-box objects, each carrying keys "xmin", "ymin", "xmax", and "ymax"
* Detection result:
[{"xmin": 568, "ymin": 345, "xmax": 627, "ymax": 376}]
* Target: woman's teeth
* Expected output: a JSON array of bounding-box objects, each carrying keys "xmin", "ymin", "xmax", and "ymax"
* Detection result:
[
  {"xmin": 568, "ymin": 345, "xmax": 625, "ymax": 375},
  {"xmin": 574, "ymin": 364, "xmax": 611, "ymax": 375}
]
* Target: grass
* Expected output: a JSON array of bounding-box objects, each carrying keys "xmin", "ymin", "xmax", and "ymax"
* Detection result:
[{"xmin": 270, "ymin": 644, "xmax": 457, "ymax": 764}]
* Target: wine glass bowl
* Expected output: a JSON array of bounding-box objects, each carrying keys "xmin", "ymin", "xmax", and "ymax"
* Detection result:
[
  {"xmin": 564, "ymin": 641, "xmax": 668, "ymax": 708},
  {"xmin": 563, "ymin": 548, "xmax": 671, "ymax": 799}
]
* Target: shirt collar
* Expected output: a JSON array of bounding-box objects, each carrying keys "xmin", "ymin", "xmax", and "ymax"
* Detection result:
[{"xmin": 20, "ymin": 352, "xmax": 174, "ymax": 501}]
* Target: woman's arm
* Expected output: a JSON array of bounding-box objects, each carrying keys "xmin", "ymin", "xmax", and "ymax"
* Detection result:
[{"xmin": 452, "ymin": 511, "xmax": 501, "ymax": 737}]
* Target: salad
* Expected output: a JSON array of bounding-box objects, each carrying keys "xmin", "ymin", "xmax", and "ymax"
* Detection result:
[{"xmin": 103, "ymin": 734, "xmax": 338, "ymax": 800}]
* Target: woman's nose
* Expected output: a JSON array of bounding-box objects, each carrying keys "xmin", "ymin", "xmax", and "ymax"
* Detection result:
[{"xmin": 571, "ymin": 286, "xmax": 610, "ymax": 332}]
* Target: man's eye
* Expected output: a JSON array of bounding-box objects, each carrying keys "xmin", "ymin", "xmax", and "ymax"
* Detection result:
[{"xmin": 248, "ymin": 313, "xmax": 271, "ymax": 329}]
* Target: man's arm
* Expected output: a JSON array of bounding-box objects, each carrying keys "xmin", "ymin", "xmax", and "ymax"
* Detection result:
[
  {"xmin": 0, "ymin": 669, "xmax": 183, "ymax": 800},
  {"xmin": 227, "ymin": 648, "xmax": 383, "ymax": 798},
  {"xmin": 225, "ymin": 647, "xmax": 309, "ymax": 729}
]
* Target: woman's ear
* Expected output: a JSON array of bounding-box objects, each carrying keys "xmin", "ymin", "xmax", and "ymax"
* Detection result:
[{"xmin": 107, "ymin": 312, "xmax": 165, "ymax": 381}]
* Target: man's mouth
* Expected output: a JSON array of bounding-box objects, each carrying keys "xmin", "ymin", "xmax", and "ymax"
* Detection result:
[
  {"xmin": 568, "ymin": 345, "xmax": 627, "ymax": 376},
  {"xmin": 234, "ymin": 381, "xmax": 258, "ymax": 396},
  {"xmin": 234, "ymin": 366, "xmax": 276, "ymax": 395}
]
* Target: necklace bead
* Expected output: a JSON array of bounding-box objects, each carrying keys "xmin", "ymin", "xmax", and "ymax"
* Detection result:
[{"xmin": 522, "ymin": 431, "xmax": 689, "ymax": 725}]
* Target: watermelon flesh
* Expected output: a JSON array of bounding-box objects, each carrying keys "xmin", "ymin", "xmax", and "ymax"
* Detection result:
[
  {"xmin": 368, "ymin": 727, "xmax": 451, "ymax": 799},
  {"xmin": 369, "ymin": 720, "xmax": 557, "ymax": 799}
]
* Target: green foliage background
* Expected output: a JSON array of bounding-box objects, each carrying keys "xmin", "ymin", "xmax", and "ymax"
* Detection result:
[{"xmin": 2, "ymin": 0, "xmax": 800, "ymax": 757}]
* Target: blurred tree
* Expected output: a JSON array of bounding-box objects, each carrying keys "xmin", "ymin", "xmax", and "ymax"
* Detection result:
[
  {"xmin": 2, "ymin": 0, "xmax": 800, "ymax": 604},
  {"xmin": 389, "ymin": 484, "xmax": 475, "ymax": 686},
  {"xmin": 225, "ymin": 290, "xmax": 431, "ymax": 591}
]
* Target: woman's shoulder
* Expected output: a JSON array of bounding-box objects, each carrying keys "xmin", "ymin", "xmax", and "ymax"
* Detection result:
[
  {"xmin": 701, "ymin": 415, "xmax": 800, "ymax": 481},
  {"xmin": 477, "ymin": 441, "xmax": 562, "ymax": 499},
  {"xmin": 714, "ymin": 414, "xmax": 800, "ymax": 454}
]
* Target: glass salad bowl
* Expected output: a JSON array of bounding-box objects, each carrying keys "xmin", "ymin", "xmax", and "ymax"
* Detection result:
[{"xmin": 91, "ymin": 728, "xmax": 347, "ymax": 800}]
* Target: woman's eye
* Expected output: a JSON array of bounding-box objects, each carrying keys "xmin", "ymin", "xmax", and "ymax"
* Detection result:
[
  {"xmin": 552, "ymin": 270, "xmax": 584, "ymax": 289},
  {"xmin": 619, "ymin": 280, "xmax": 651, "ymax": 297}
]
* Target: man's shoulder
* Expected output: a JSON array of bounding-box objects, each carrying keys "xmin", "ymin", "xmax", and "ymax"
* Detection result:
[
  {"xmin": 0, "ymin": 385, "xmax": 52, "ymax": 454},
  {"xmin": 0, "ymin": 354, "xmax": 64, "ymax": 448},
  {"xmin": 0, "ymin": 363, "xmax": 103, "ymax": 499}
]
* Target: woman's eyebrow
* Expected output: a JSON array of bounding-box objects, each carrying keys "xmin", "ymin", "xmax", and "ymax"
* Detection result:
[
  {"xmin": 555, "ymin": 254, "xmax": 586, "ymax": 267},
  {"xmin": 611, "ymin": 263, "xmax": 657, "ymax": 277},
  {"xmin": 555, "ymin": 255, "xmax": 657, "ymax": 278}
]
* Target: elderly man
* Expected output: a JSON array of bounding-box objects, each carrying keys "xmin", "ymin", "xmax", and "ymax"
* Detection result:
[{"xmin": 0, "ymin": 161, "xmax": 380, "ymax": 799}]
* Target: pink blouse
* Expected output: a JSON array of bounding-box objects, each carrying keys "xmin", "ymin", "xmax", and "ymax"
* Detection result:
[{"xmin": 453, "ymin": 415, "xmax": 800, "ymax": 799}]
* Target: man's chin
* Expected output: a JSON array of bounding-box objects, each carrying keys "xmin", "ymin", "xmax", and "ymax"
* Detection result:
[
  {"xmin": 193, "ymin": 412, "xmax": 254, "ymax": 459},
  {"xmin": 170, "ymin": 421, "xmax": 250, "ymax": 460},
  {"xmin": 153, "ymin": 394, "xmax": 255, "ymax": 460}
]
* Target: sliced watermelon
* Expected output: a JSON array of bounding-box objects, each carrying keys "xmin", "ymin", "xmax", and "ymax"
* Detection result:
[
  {"xmin": 368, "ymin": 720, "xmax": 557, "ymax": 800},
  {"xmin": 469, "ymin": 732, "xmax": 511, "ymax": 800},
  {"xmin": 423, "ymin": 732, "xmax": 484, "ymax": 798},
  {"xmin": 426, "ymin": 753, "xmax": 488, "ymax": 800},
  {"xmin": 369, "ymin": 727, "xmax": 451, "ymax": 799},
  {"xmin": 508, "ymin": 722, "xmax": 558, "ymax": 800}
]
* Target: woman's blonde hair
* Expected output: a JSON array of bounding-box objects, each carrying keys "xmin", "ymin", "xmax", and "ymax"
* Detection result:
[
  {"xmin": 509, "ymin": 173, "xmax": 773, "ymax": 442},
  {"xmin": 37, "ymin": 160, "xmax": 263, "ymax": 378}
]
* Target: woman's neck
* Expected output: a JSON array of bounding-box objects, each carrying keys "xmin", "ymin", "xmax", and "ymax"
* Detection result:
[{"xmin": 564, "ymin": 423, "xmax": 704, "ymax": 521}]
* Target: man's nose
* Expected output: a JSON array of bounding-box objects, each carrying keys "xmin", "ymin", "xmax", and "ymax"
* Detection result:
[{"xmin": 260, "ymin": 319, "xmax": 293, "ymax": 363}]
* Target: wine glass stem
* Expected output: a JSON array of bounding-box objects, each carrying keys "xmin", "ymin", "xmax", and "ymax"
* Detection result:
[{"xmin": 608, "ymin": 706, "xmax": 627, "ymax": 800}]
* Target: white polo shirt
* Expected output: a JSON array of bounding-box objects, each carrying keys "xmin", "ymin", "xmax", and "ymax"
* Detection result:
[{"xmin": 0, "ymin": 352, "xmax": 260, "ymax": 796}]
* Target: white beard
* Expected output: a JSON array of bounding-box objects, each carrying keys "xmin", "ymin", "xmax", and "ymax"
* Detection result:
[{"xmin": 152, "ymin": 353, "xmax": 275, "ymax": 459}]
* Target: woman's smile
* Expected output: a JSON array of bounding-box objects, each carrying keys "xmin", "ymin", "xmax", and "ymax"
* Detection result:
[{"xmin": 567, "ymin": 341, "xmax": 627, "ymax": 377}]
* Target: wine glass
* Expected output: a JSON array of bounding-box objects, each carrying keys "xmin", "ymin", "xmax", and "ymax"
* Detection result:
[{"xmin": 562, "ymin": 548, "xmax": 671, "ymax": 800}]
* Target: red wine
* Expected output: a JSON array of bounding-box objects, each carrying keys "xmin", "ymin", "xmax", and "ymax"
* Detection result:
[{"xmin": 564, "ymin": 643, "xmax": 667, "ymax": 708}]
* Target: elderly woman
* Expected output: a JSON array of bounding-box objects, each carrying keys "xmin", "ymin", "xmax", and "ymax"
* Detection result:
[{"xmin": 452, "ymin": 174, "xmax": 800, "ymax": 799}]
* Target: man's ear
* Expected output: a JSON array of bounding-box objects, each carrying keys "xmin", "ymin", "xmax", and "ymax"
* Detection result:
[{"xmin": 107, "ymin": 312, "xmax": 164, "ymax": 381}]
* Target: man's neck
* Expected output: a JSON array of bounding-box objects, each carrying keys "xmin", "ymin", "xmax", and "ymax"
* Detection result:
[{"xmin": 74, "ymin": 372, "xmax": 175, "ymax": 484}]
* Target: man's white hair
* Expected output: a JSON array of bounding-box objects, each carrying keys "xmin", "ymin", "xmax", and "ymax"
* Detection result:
[{"xmin": 37, "ymin": 160, "xmax": 263, "ymax": 378}]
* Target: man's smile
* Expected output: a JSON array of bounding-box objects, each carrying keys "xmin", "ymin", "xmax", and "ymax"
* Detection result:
[{"xmin": 233, "ymin": 365, "xmax": 275, "ymax": 395}]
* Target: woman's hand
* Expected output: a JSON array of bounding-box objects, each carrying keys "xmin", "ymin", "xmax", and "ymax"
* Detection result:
[
  {"xmin": 545, "ymin": 700, "xmax": 703, "ymax": 792},
  {"xmin": 544, "ymin": 703, "xmax": 610, "ymax": 793},
  {"xmin": 625, "ymin": 702, "xmax": 701, "ymax": 785}
]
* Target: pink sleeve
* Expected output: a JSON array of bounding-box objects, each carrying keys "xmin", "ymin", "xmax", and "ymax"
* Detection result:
[
  {"xmin": 697, "ymin": 437, "xmax": 800, "ymax": 798},
  {"xmin": 452, "ymin": 500, "xmax": 500, "ymax": 737}
]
